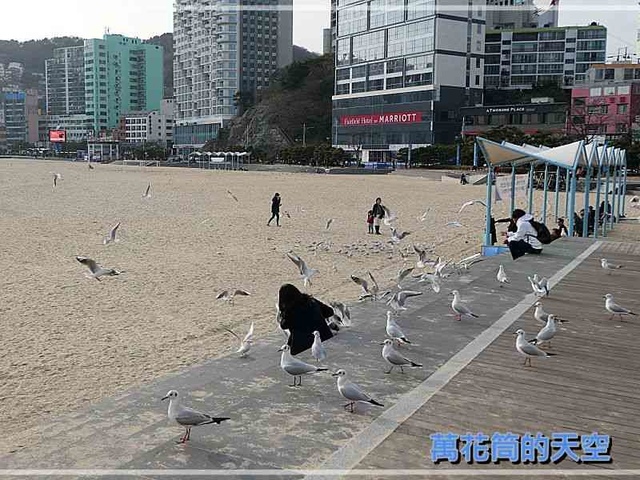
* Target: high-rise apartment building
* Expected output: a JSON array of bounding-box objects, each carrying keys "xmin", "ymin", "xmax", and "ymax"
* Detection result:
[
  {"xmin": 484, "ymin": 25, "xmax": 607, "ymax": 90},
  {"xmin": 45, "ymin": 46, "xmax": 85, "ymax": 115},
  {"xmin": 84, "ymin": 34, "xmax": 164, "ymax": 133},
  {"xmin": 331, "ymin": 0, "xmax": 485, "ymax": 159},
  {"xmin": 173, "ymin": 0, "xmax": 293, "ymax": 152},
  {"xmin": 485, "ymin": 0, "xmax": 558, "ymax": 30},
  {"xmin": 2, "ymin": 89, "xmax": 39, "ymax": 144}
]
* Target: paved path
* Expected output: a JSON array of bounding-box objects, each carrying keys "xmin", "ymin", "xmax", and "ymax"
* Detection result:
[{"xmin": 1, "ymin": 237, "xmax": 638, "ymax": 479}]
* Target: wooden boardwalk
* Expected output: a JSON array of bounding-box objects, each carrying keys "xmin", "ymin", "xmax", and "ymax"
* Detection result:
[{"xmin": 353, "ymin": 240, "xmax": 640, "ymax": 478}]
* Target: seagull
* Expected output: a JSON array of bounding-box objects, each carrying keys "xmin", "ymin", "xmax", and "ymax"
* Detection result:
[
  {"xmin": 325, "ymin": 219, "xmax": 334, "ymax": 230},
  {"xmin": 226, "ymin": 189, "xmax": 239, "ymax": 202},
  {"xmin": 417, "ymin": 273, "xmax": 441, "ymax": 293},
  {"xmin": 386, "ymin": 311, "xmax": 411, "ymax": 344},
  {"xmin": 286, "ymin": 252, "xmax": 318, "ymax": 287},
  {"xmin": 601, "ymin": 258, "xmax": 623, "ymax": 274},
  {"xmin": 413, "ymin": 245, "xmax": 432, "ymax": 269},
  {"xmin": 351, "ymin": 272, "xmax": 389, "ymax": 301},
  {"xmin": 284, "ymin": 211, "xmax": 292, "ymax": 219},
  {"xmin": 311, "ymin": 331, "xmax": 327, "ymax": 363},
  {"xmin": 387, "ymin": 290, "xmax": 422, "ymax": 312},
  {"xmin": 458, "ymin": 200, "xmax": 487, "ymax": 213},
  {"xmin": 534, "ymin": 302, "xmax": 552, "ymax": 325},
  {"xmin": 604, "ymin": 294, "xmax": 637, "ymax": 321},
  {"xmin": 396, "ymin": 266, "xmax": 414, "ymax": 289},
  {"xmin": 75, "ymin": 256, "xmax": 123, "ymax": 281},
  {"xmin": 103, "ymin": 222, "xmax": 121, "ymax": 245},
  {"xmin": 88, "ymin": 163, "xmax": 94, "ymax": 170},
  {"xmin": 278, "ymin": 344, "xmax": 328, "ymax": 387},
  {"xmin": 332, "ymin": 369, "xmax": 384, "ymax": 413},
  {"xmin": 52, "ymin": 173, "xmax": 62, "ymax": 187},
  {"xmin": 515, "ymin": 329, "xmax": 555, "ymax": 367},
  {"xmin": 224, "ymin": 322, "xmax": 254, "ymax": 357},
  {"xmin": 381, "ymin": 205, "xmax": 398, "ymax": 226},
  {"xmin": 446, "ymin": 221, "xmax": 464, "ymax": 228},
  {"xmin": 390, "ymin": 227, "xmax": 411, "ymax": 244},
  {"xmin": 528, "ymin": 276, "xmax": 549, "ymax": 297},
  {"xmin": 380, "ymin": 339, "xmax": 422, "ymax": 374},
  {"xmin": 450, "ymin": 290, "xmax": 478, "ymax": 321},
  {"xmin": 329, "ymin": 301, "xmax": 352, "ymax": 327},
  {"xmin": 161, "ymin": 390, "xmax": 229, "ymax": 444},
  {"xmin": 216, "ymin": 289, "xmax": 251, "ymax": 305},
  {"xmin": 497, "ymin": 265, "xmax": 510, "ymax": 286},
  {"xmin": 142, "ymin": 183, "xmax": 152, "ymax": 199},
  {"xmin": 417, "ymin": 208, "xmax": 431, "ymax": 222},
  {"xmin": 530, "ymin": 315, "xmax": 558, "ymax": 348},
  {"xmin": 434, "ymin": 258, "xmax": 449, "ymax": 278}
]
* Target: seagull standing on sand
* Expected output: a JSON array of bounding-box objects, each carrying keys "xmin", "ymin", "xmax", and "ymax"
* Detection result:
[
  {"xmin": 142, "ymin": 183, "xmax": 152, "ymax": 199},
  {"xmin": 216, "ymin": 289, "xmax": 251, "ymax": 305},
  {"xmin": 601, "ymin": 258, "xmax": 623, "ymax": 274},
  {"xmin": 380, "ymin": 339, "xmax": 422, "ymax": 374},
  {"xmin": 450, "ymin": 290, "xmax": 479, "ymax": 321},
  {"xmin": 458, "ymin": 200, "xmax": 487, "ymax": 213},
  {"xmin": 387, "ymin": 290, "xmax": 423, "ymax": 312},
  {"xmin": 286, "ymin": 252, "xmax": 318, "ymax": 287},
  {"xmin": 515, "ymin": 329, "xmax": 555, "ymax": 367},
  {"xmin": 224, "ymin": 322, "xmax": 254, "ymax": 357},
  {"xmin": 497, "ymin": 265, "xmax": 510, "ymax": 286},
  {"xmin": 279, "ymin": 344, "xmax": 328, "ymax": 387},
  {"xmin": 52, "ymin": 173, "xmax": 62, "ymax": 187},
  {"xmin": 417, "ymin": 208, "xmax": 431, "ymax": 223},
  {"xmin": 604, "ymin": 294, "xmax": 637, "ymax": 321},
  {"xmin": 530, "ymin": 315, "xmax": 558, "ymax": 348},
  {"xmin": 76, "ymin": 256, "xmax": 123, "ymax": 281},
  {"xmin": 103, "ymin": 222, "xmax": 121, "ymax": 245},
  {"xmin": 311, "ymin": 331, "xmax": 327, "ymax": 363},
  {"xmin": 386, "ymin": 311, "xmax": 411, "ymax": 344},
  {"xmin": 226, "ymin": 189, "xmax": 239, "ymax": 202},
  {"xmin": 161, "ymin": 390, "xmax": 229, "ymax": 444},
  {"xmin": 332, "ymin": 369, "xmax": 384, "ymax": 413}
]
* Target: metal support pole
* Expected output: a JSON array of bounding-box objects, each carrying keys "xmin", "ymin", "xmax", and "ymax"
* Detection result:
[
  {"xmin": 473, "ymin": 142, "xmax": 478, "ymax": 168},
  {"xmin": 456, "ymin": 142, "xmax": 461, "ymax": 166},
  {"xmin": 484, "ymin": 166, "xmax": 493, "ymax": 248},
  {"xmin": 594, "ymin": 163, "xmax": 602, "ymax": 239},
  {"xmin": 510, "ymin": 166, "xmax": 516, "ymax": 214},
  {"xmin": 554, "ymin": 166, "xmax": 560, "ymax": 221},
  {"xmin": 603, "ymin": 165, "xmax": 611, "ymax": 236},
  {"xmin": 542, "ymin": 163, "xmax": 549, "ymax": 223},
  {"xmin": 582, "ymin": 165, "xmax": 591, "ymax": 238},
  {"xmin": 568, "ymin": 170, "xmax": 578, "ymax": 237},
  {"xmin": 528, "ymin": 163, "xmax": 535, "ymax": 214},
  {"xmin": 610, "ymin": 162, "xmax": 618, "ymax": 230},
  {"xmin": 565, "ymin": 168, "xmax": 571, "ymax": 218},
  {"xmin": 622, "ymin": 158, "xmax": 628, "ymax": 216}
]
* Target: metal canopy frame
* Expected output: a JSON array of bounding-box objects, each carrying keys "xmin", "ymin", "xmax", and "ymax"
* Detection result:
[{"xmin": 475, "ymin": 137, "xmax": 627, "ymax": 253}]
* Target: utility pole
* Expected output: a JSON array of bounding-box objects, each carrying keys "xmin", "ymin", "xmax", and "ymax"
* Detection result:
[{"xmin": 303, "ymin": 123, "xmax": 307, "ymax": 147}]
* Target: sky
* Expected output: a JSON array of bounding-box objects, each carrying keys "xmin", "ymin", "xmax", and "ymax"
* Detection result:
[{"xmin": 0, "ymin": 0, "xmax": 636, "ymax": 56}]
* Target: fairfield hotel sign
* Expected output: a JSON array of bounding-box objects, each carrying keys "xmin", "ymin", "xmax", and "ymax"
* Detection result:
[{"xmin": 340, "ymin": 112, "xmax": 422, "ymax": 126}]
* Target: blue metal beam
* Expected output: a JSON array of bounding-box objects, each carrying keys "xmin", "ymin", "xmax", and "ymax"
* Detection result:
[
  {"xmin": 603, "ymin": 165, "xmax": 611, "ymax": 236},
  {"xmin": 484, "ymin": 166, "xmax": 493, "ymax": 247},
  {"xmin": 528, "ymin": 163, "xmax": 535, "ymax": 213},
  {"xmin": 594, "ymin": 163, "xmax": 602, "ymax": 239},
  {"xmin": 568, "ymin": 170, "xmax": 578, "ymax": 236},
  {"xmin": 510, "ymin": 166, "xmax": 516, "ymax": 215},
  {"xmin": 582, "ymin": 166, "xmax": 591, "ymax": 238},
  {"xmin": 542, "ymin": 163, "xmax": 549, "ymax": 222},
  {"xmin": 554, "ymin": 166, "xmax": 560, "ymax": 221}
]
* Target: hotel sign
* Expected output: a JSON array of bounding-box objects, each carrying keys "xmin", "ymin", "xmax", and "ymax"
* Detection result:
[{"xmin": 340, "ymin": 112, "xmax": 422, "ymax": 126}]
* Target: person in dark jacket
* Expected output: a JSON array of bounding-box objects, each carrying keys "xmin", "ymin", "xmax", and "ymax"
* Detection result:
[
  {"xmin": 267, "ymin": 193, "xmax": 282, "ymax": 226},
  {"xmin": 278, "ymin": 284, "xmax": 334, "ymax": 355},
  {"xmin": 371, "ymin": 197, "xmax": 385, "ymax": 235}
]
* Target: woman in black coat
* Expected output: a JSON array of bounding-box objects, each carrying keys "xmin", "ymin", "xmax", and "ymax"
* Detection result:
[{"xmin": 278, "ymin": 284, "xmax": 334, "ymax": 355}]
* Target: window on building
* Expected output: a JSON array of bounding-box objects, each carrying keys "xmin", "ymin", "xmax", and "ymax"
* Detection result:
[
  {"xmin": 336, "ymin": 68, "xmax": 350, "ymax": 80},
  {"xmin": 538, "ymin": 41, "xmax": 565, "ymax": 52},
  {"xmin": 387, "ymin": 59, "xmax": 404, "ymax": 73},
  {"xmin": 577, "ymin": 40, "xmax": 606, "ymax": 51},
  {"xmin": 616, "ymin": 123, "xmax": 628, "ymax": 133},
  {"xmin": 512, "ymin": 42, "xmax": 537, "ymax": 53},
  {"xmin": 513, "ymin": 32, "xmax": 538, "ymax": 42},
  {"xmin": 336, "ymin": 83, "xmax": 350, "ymax": 94},
  {"xmin": 352, "ymin": 30, "xmax": 385, "ymax": 63},
  {"xmin": 604, "ymin": 69, "xmax": 614, "ymax": 80},
  {"xmin": 539, "ymin": 30, "xmax": 565, "ymax": 41},
  {"xmin": 369, "ymin": 61, "xmax": 385, "ymax": 76},
  {"xmin": 351, "ymin": 81, "xmax": 366, "ymax": 93},
  {"xmin": 337, "ymin": 38, "xmax": 351, "ymax": 65},
  {"xmin": 618, "ymin": 85, "xmax": 631, "ymax": 95},
  {"xmin": 386, "ymin": 76, "xmax": 404, "ymax": 89},
  {"xmin": 486, "ymin": 44, "xmax": 501, "ymax": 54},
  {"xmin": 618, "ymin": 104, "xmax": 628, "ymax": 114},
  {"xmin": 512, "ymin": 53, "xmax": 537, "ymax": 64},
  {"xmin": 624, "ymin": 69, "xmax": 634, "ymax": 80},
  {"xmin": 352, "ymin": 65, "xmax": 367, "ymax": 78},
  {"xmin": 475, "ymin": 75, "xmax": 480, "ymax": 86},
  {"xmin": 577, "ymin": 28, "xmax": 606, "ymax": 39},
  {"xmin": 407, "ymin": 0, "xmax": 434, "ymax": 20},
  {"xmin": 405, "ymin": 72, "xmax": 432, "ymax": 86},
  {"xmin": 368, "ymin": 78, "xmax": 384, "ymax": 91}
]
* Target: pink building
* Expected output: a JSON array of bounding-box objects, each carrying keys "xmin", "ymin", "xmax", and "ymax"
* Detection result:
[{"xmin": 569, "ymin": 63, "xmax": 640, "ymax": 140}]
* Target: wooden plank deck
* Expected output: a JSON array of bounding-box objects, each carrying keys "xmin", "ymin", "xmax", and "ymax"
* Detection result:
[{"xmin": 354, "ymin": 241, "xmax": 640, "ymax": 478}]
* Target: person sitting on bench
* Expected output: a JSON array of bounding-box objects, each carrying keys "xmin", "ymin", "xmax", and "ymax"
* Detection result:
[{"xmin": 506, "ymin": 209, "xmax": 543, "ymax": 260}]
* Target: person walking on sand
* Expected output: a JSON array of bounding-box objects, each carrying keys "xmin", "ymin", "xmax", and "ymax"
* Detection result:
[
  {"xmin": 268, "ymin": 193, "xmax": 282, "ymax": 226},
  {"xmin": 367, "ymin": 210, "xmax": 375, "ymax": 234},
  {"xmin": 371, "ymin": 197, "xmax": 384, "ymax": 235}
]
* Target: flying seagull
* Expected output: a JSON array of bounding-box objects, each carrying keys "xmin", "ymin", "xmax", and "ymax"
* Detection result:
[
  {"xmin": 216, "ymin": 289, "xmax": 251, "ymax": 305},
  {"xmin": 226, "ymin": 189, "xmax": 239, "ymax": 202},
  {"xmin": 381, "ymin": 205, "xmax": 398, "ymax": 226},
  {"xmin": 458, "ymin": 200, "xmax": 487, "ymax": 213},
  {"xmin": 380, "ymin": 339, "xmax": 422, "ymax": 374},
  {"xmin": 417, "ymin": 272, "xmax": 441, "ymax": 293},
  {"xmin": 515, "ymin": 329, "xmax": 555, "ymax": 367},
  {"xmin": 286, "ymin": 252, "xmax": 318, "ymax": 287},
  {"xmin": 75, "ymin": 256, "xmax": 123, "ymax": 281},
  {"xmin": 103, "ymin": 222, "xmax": 121, "ymax": 245},
  {"xmin": 395, "ymin": 266, "xmax": 415, "ymax": 289},
  {"xmin": 161, "ymin": 390, "xmax": 229, "ymax": 444},
  {"xmin": 329, "ymin": 301, "xmax": 352, "ymax": 327},
  {"xmin": 390, "ymin": 227, "xmax": 411, "ymax": 245},
  {"xmin": 413, "ymin": 245, "xmax": 432, "ymax": 269},
  {"xmin": 350, "ymin": 272, "xmax": 389, "ymax": 301},
  {"xmin": 450, "ymin": 290, "xmax": 478, "ymax": 321},
  {"xmin": 278, "ymin": 344, "xmax": 328, "ymax": 387},
  {"xmin": 604, "ymin": 293, "xmax": 637, "ymax": 321},
  {"xmin": 142, "ymin": 183, "xmax": 152, "ymax": 199},
  {"xmin": 224, "ymin": 322, "xmax": 254, "ymax": 357},
  {"xmin": 332, "ymin": 369, "xmax": 384, "ymax": 413},
  {"xmin": 387, "ymin": 290, "xmax": 422, "ymax": 312},
  {"xmin": 446, "ymin": 221, "xmax": 464, "ymax": 228}
]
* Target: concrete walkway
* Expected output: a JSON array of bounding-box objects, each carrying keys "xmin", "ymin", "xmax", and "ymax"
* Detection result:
[{"xmin": 2, "ymin": 237, "xmax": 638, "ymax": 479}]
